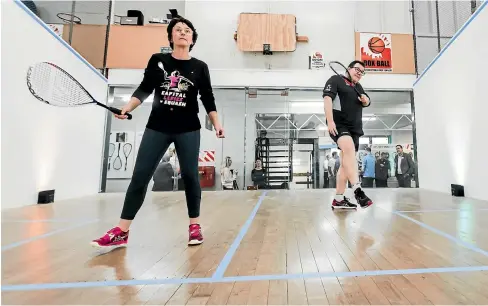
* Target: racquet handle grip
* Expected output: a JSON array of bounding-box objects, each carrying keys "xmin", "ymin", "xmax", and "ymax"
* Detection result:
[{"xmin": 109, "ymin": 107, "xmax": 132, "ymax": 120}]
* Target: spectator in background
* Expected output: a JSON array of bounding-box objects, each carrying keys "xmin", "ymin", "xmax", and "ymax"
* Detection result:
[
  {"xmin": 221, "ymin": 156, "xmax": 236, "ymax": 190},
  {"xmin": 375, "ymin": 152, "xmax": 390, "ymax": 187},
  {"xmin": 251, "ymin": 159, "xmax": 266, "ymax": 189},
  {"xmin": 328, "ymin": 152, "xmax": 338, "ymax": 188},
  {"xmin": 323, "ymin": 155, "xmax": 330, "ymax": 188},
  {"xmin": 394, "ymin": 145, "xmax": 415, "ymax": 187},
  {"xmin": 361, "ymin": 147, "xmax": 375, "ymax": 188},
  {"xmin": 152, "ymin": 154, "xmax": 175, "ymax": 191}
]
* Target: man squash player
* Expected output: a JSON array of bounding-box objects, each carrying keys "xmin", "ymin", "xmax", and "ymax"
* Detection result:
[{"xmin": 323, "ymin": 60, "xmax": 373, "ymax": 209}]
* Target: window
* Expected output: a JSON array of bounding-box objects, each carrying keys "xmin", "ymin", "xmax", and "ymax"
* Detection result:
[
  {"xmin": 359, "ymin": 137, "xmax": 370, "ymax": 144},
  {"xmin": 372, "ymin": 137, "xmax": 389, "ymax": 144}
]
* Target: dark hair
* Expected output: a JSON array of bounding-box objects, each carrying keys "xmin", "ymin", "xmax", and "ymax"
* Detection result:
[
  {"xmin": 366, "ymin": 147, "xmax": 371, "ymax": 152},
  {"xmin": 348, "ymin": 60, "xmax": 365, "ymax": 69},
  {"xmin": 167, "ymin": 17, "xmax": 198, "ymax": 51},
  {"xmin": 396, "ymin": 144, "xmax": 403, "ymax": 149}
]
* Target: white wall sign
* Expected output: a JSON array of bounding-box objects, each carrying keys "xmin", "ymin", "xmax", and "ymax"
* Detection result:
[{"xmin": 310, "ymin": 51, "xmax": 325, "ymax": 69}]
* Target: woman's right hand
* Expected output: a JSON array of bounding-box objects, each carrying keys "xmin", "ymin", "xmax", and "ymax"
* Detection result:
[
  {"xmin": 114, "ymin": 104, "xmax": 133, "ymax": 120},
  {"xmin": 328, "ymin": 120, "xmax": 338, "ymax": 136}
]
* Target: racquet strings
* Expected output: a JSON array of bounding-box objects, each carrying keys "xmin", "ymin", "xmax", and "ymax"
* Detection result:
[
  {"xmin": 27, "ymin": 62, "xmax": 93, "ymax": 107},
  {"xmin": 123, "ymin": 143, "xmax": 132, "ymax": 157},
  {"xmin": 113, "ymin": 143, "xmax": 123, "ymax": 171},
  {"xmin": 123, "ymin": 143, "xmax": 132, "ymax": 170}
]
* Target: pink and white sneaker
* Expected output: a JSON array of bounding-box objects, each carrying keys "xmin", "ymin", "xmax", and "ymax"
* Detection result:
[
  {"xmin": 188, "ymin": 224, "xmax": 203, "ymax": 245},
  {"xmin": 90, "ymin": 226, "xmax": 129, "ymax": 250}
]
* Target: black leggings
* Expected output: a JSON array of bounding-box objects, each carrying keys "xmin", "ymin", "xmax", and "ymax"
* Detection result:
[{"xmin": 120, "ymin": 128, "xmax": 201, "ymax": 220}]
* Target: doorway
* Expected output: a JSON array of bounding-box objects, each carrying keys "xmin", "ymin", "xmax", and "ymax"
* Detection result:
[{"xmin": 290, "ymin": 138, "xmax": 319, "ymax": 189}]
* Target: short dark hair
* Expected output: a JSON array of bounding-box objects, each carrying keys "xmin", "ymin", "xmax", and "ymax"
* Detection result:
[
  {"xmin": 366, "ymin": 147, "xmax": 371, "ymax": 152},
  {"xmin": 396, "ymin": 145, "xmax": 403, "ymax": 149},
  {"xmin": 348, "ymin": 60, "xmax": 365, "ymax": 69},
  {"xmin": 167, "ymin": 17, "xmax": 198, "ymax": 51}
]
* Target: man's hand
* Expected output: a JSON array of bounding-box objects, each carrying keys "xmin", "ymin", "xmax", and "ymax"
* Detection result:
[
  {"xmin": 328, "ymin": 120, "xmax": 338, "ymax": 136},
  {"xmin": 358, "ymin": 94, "xmax": 370, "ymax": 106}
]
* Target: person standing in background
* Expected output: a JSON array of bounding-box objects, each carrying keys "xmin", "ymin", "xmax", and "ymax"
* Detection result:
[
  {"xmin": 251, "ymin": 159, "xmax": 266, "ymax": 189},
  {"xmin": 323, "ymin": 155, "xmax": 330, "ymax": 188},
  {"xmin": 375, "ymin": 152, "xmax": 390, "ymax": 187},
  {"xmin": 328, "ymin": 152, "xmax": 338, "ymax": 188},
  {"xmin": 394, "ymin": 145, "xmax": 415, "ymax": 187},
  {"xmin": 221, "ymin": 156, "xmax": 236, "ymax": 190},
  {"xmin": 361, "ymin": 147, "xmax": 375, "ymax": 188}
]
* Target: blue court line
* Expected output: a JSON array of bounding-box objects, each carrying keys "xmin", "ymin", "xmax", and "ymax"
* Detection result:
[
  {"xmin": 393, "ymin": 211, "xmax": 488, "ymax": 257},
  {"xmin": 396, "ymin": 208, "xmax": 488, "ymax": 213},
  {"xmin": 413, "ymin": 0, "xmax": 487, "ymax": 86},
  {"xmin": 12, "ymin": 0, "xmax": 107, "ymax": 82},
  {"xmin": 1, "ymin": 219, "xmax": 99, "ymax": 252},
  {"xmin": 212, "ymin": 190, "xmax": 268, "ymax": 279},
  {"xmin": 3, "ymin": 265, "xmax": 488, "ymax": 292}
]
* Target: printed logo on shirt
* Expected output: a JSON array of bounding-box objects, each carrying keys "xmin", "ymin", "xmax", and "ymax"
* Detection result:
[
  {"xmin": 158, "ymin": 62, "xmax": 194, "ymax": 107},
  {"xmin": 325, "ymin": 84, "xmax": 332, "ymax": 92}
]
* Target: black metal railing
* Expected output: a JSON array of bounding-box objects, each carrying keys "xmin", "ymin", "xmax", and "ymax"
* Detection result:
[{"xmin": 411, "ymin": 0, "xmax": 483, "ymax": 75}]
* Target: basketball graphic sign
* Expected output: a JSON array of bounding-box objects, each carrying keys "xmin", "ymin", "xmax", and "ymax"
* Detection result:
[{"xmin": 359, "ymin": 33, "xmax": 392, "ymax": 72}]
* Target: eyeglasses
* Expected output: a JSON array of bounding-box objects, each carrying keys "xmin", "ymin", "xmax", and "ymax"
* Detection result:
[{"xmin": 354, "ymin": 67, "xmax": 366, "ymax": 76}]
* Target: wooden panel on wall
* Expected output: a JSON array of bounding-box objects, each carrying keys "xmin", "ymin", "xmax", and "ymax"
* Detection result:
[
  {"xmin": 62, "ymin": 24, "xmax": 106, "ymax": 69},
  {"xmin": 355, "ymin": 32, "xmax": 415, "ymax": 74},
  {"xmin": 390, "ymin": 34, "xmax": 416, "ymax": 74},
  {"xmin": 237, "ymin": 13, "xmax": 296, "ymax": 52},
  {"xmin": 106, "ymin": 24, "xmax": 169, "ymax": 69},
  {"xmin": 237, "ymin": 13, "xmax": 268, "ymax": 52},
  {"xmin": 268, "ymin": 14, "xmax": 296, "ymax": 52}
]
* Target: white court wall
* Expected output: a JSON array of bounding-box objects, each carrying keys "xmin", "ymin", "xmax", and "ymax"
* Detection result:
[
  {"xmin": 1, "ymin": 1, "xmax": 108, "ymax": 209},
  {"xmin": 413, "ymin": 2, "xmax": 488, "ymax": 200}
]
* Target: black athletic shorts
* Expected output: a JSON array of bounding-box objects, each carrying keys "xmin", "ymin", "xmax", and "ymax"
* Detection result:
[{"xmin": 329, "ymin": 125, "xmax": 361, "ymax": 152}]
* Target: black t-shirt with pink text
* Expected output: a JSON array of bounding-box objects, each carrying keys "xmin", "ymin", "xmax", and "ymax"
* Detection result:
[{"xmin": 132, "ymin": 53, "xmax": 217, "ymax": 134}]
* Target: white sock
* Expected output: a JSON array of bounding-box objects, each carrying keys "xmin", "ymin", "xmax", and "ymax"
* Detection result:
[
  {"xmin": 335, "ymin": 194, "xmax": 344, "ymax": 201},
  {"xmin": 352, "ymin": 183, "xmax": 361, "ymax": 192}
]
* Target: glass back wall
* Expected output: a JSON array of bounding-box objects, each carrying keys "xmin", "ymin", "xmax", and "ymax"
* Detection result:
[
  {"xmin": 101, "ymin": 87, "xmax": 417, "ymax": 192},
  {"xmin": 103, "ymin": 87, "xmax": 248, "ymax": 193}
]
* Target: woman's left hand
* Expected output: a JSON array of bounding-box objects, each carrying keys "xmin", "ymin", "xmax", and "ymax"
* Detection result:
[{"xmin": 215, "ymin": 126, "xmax": 225, "ymax": 138}]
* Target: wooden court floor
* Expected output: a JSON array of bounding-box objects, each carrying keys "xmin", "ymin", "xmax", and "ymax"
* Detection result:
[{"xmin": 3, "ymin": 188, "xmax": 488, "ymax": 305}]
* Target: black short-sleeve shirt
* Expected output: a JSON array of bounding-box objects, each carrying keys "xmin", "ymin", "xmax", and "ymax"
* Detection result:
[{"xmin": 322, "ymin": 75, "xmax": 370, "ymax": 135}]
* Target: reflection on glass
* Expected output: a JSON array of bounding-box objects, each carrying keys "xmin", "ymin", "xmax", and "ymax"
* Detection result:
[
  {"xmin": 246, "ymin": 88, "xmax": 290, "ymax": 190},
  {"xmin": 103, "ymin": 87, "xmax": 417, "ymax": 192}
]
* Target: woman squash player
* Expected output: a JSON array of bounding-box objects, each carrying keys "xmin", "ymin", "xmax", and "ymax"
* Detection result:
[{"xmin": 91, "ymin": 17, "xmax": 224, "ymax": 249}]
